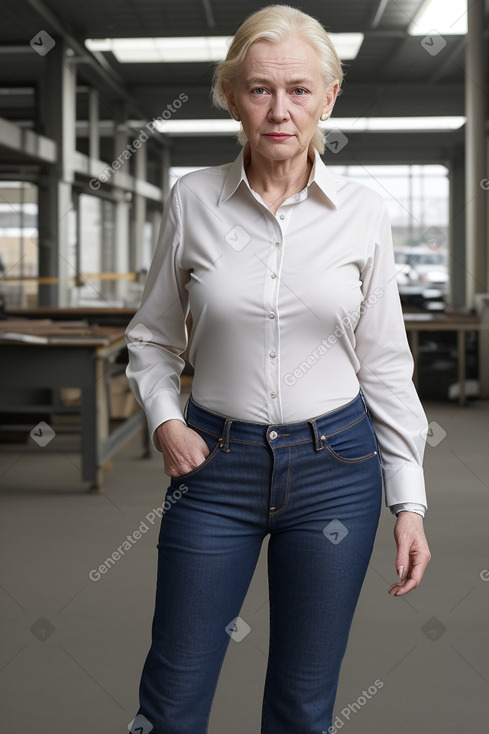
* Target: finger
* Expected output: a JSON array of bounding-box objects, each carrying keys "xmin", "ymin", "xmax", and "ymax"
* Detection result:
[
  {"xmin": 394, "ymin": 535, "xmax": 412, "ymax": 578},
  {"xmin": 396, "ymin": 563, "xmax": 407, "ymax": 581},
  {"xmin": 395, "ymin": 549, "xmax": 410, "ymax": 580},
  {"xmin": 406, "ymin": 558, "xmax": 430, "ymax": 587},
  {"xmin": 388, "ymin": 557, "xmax": 429, "ymax": 595},
  {"xmin": 165, "ymin": 449, "xmax": 208, "ymax": 477},
  {"xmin": 395, "ymin": 535, "xmax": 430, "ymax": 581},
  {"xmin": 388, "ymin": 578, "xmax": 418, "ymax": 596}
]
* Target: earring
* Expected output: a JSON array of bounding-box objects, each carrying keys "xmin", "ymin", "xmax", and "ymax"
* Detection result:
[{"xmin": 320, "ymin": 113, "xmax": 329, "ymax": 121}]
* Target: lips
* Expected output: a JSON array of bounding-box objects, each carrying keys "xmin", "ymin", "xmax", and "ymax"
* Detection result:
[{"xmin": 264, "ymin": 133, "xmax": 292, "ymax": 138}]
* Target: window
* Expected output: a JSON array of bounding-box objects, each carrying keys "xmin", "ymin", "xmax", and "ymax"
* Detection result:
[{"xmin": 0, "ymin": 182, "xmax": 38, "ymax": 307}]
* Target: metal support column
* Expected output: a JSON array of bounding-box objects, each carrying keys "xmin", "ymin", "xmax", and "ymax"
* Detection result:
[
  {"xmin": 38, "ymin": 37, "xmax": 77, "ymax": 307},
  {"xmin": 161, "ymin": 146, "xmax": 171, "ymax": 201},
  {"xmin": 448, "ymin": 143, "xmax": 466, "ymax": 309},
  {"xmin": 465, "ymin": 0, "xmax": 487, "ymax": 307},
  {"xmin": 88, "ymin": 88, "xmax": 100, "ymax": 161},
  {"xmin": 114, "ymin": 195, "xmax": 130, "ymax": 303},
  {"xmin": 132, "ymin": 138, "xmax": 147, "ymax": 274}
]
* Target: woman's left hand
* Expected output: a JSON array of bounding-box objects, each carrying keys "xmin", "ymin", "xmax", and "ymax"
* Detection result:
[{"xmin": 388, "ymin": 511, "xmax": 431, "ymax": 596}]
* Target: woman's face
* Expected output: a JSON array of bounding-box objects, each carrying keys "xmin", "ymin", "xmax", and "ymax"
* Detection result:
[{"xmin": 226, "ymin": 35, "xmax": 338, "ymax": 162}]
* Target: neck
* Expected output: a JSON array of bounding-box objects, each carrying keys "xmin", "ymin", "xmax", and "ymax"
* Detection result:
[{"xmin": 244, "ymin": 143, "xmax": 314, "ymax": 212}]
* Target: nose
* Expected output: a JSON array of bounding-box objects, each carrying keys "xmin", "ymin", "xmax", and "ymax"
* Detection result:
[{"xmin": 267, "ymin": 91, "xmax": 290, "ymax": 122}]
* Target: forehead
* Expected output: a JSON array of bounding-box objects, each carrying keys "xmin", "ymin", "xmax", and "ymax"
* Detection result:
[{"xmin": 241, "ymin": 36, "xmax": 321, "ymax": 77}]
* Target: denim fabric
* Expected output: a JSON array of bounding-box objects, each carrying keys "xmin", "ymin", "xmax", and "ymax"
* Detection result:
[{"xmin": 131, "ymin": 391, "xmax": 383, "ymax": 734}]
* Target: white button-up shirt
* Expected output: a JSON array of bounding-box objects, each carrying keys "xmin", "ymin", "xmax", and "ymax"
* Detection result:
[{"xmin": 126, "ymin": 144, "xmax": 428, "ymax": 516}]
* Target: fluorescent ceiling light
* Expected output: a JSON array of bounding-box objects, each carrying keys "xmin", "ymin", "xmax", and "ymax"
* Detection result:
[
  {"xmin": 158, "ymin": 119, "xmax": 240, "ymax": 134},
  {"xmin": 325, "ymin": 116, "xmax": 466, "ymax": 131},
  {"xmin": 86, "ymin": 37, "xmax": 232, "ymax": 62},
  {"xmin": 329, "ymin": 33, "xmax": 364, "ymax": 60},
  {"xmin": 408, "ymin": 0, "xmax": 467, "ymax": 35},
  {"xmin": 156, "ymin": 117, "xmax": 465, "ymax": 135},
  {"xmin": 85, "ymin": 33, "xmax": 363, "ymax": 62}
]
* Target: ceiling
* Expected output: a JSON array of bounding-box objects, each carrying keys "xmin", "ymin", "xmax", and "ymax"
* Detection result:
[{"xmin": 0, "ymin": 0, "xmax": 488, "ymax": 168}]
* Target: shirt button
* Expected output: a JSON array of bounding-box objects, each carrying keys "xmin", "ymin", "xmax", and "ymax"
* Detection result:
[
  {"xmin": 271, "ymin": 273, "xmax": 277, "ymax": 279},
  {"xmin": 270, "ymin": 392, "xmax": 277, "ymax": 398},
  {"xmin": 279, "ymin": 214, "xmax": 285, "ymax": 220},
  {"xmin": 274, "ymin": 241, "xmax": 280, "ymax": 247},
  {"xmin": 270, "ymin": 352, "xmax": 276, "ymax": 358},
  {"xmin": 268, "ymin": 312, "xmax": 275, "ymax": 319},
  {"xmin": 269, "ymin": 430, "xmax": 278, "ymax": 440}
]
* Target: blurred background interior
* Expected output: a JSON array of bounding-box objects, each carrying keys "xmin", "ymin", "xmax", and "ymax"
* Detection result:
[{"xmin": 0, "ymin": 1, "xmax": 488, "ymax": 732}]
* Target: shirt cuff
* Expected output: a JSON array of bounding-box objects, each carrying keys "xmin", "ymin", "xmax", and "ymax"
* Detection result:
[
  {"xmin": 145, "ymin": 389, "xmax": 187, "ymax": 452},
  {"xmin": 390, "ymin": 502, "xmax": 426, "ymax": 518},
  {"xmin": 382, "ymin": 461, "xmax": 427, "ymax": 507}
]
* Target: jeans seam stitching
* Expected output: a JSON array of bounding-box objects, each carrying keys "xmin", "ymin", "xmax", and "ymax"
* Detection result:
[
  {"xmin": 321, "ymin": 413, "xmax": 366, "ymax": 439},
  {"xmin": 269, "ymin": 447, "xmax": 291, "ymax": 516},
  {"xmin": 324, "ymin": 443, "xmax": 378, "ymax": 464}
]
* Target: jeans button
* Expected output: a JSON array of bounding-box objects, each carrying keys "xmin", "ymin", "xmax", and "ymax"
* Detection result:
[{"xmin": 269, "ymin": 430, "xmax": 278, "ymax": 440}]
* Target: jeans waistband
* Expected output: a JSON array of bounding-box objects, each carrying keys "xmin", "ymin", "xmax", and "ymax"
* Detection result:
[{"xmin": 184, "ymin": 391, "xmax": 368, "ymax": 451}]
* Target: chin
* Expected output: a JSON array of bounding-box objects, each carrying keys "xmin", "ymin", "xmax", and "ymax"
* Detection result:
[{"xmin": 259, "ymin": 139, "xmax": 300, "ymax": 155}]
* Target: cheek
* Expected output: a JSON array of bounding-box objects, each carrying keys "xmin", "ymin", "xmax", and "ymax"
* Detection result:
[
  {"xmin": 292, "ymin": 98, "xmax": 323, "ymax": 119},
  {"xmin": 241, "ymin": 96, "xmax": 264, "ymax": 113},
  {"xmin": 241, "ymin": 105, "xmax": 269, "ymax": 130}
]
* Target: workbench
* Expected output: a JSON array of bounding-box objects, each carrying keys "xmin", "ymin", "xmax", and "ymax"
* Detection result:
[
  {"xmin": 4, "ymin": 306, "xmax": 137, "ymax": 326},
  {"xmin": 0, "ymin": 321, "xmax": 149, "ymax": 490},
  {"xmin": 404, "ymin": 312, "xmax": 484, "ymax": 406}
]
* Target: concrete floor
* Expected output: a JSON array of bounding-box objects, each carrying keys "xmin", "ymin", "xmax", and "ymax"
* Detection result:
[{"xmin": 1, "ymin": 389, "xmax": 489, "ymax": 733}]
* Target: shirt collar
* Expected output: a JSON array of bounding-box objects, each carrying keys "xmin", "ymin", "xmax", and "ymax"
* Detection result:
[{"xmin": 217, "ymin": 142, "xmax": 338, "ymax": 209}]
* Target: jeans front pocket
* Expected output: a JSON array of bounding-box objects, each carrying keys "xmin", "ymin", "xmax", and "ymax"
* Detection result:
[
  {"xmin": 324, "ymin": 413, "xmax": 379, "ymax": 464},
  {"xmin": 169, "ymin": 423, "xmax": 223, "ymax": 481}
]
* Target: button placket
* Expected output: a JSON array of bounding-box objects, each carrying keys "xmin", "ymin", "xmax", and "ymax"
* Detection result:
[
  {"xmin": 276, "ymin": 204, "xmax": 293, "ymax": 232},
  {"xmin": 263, "ymin": 219, "xmax": 283, "ymax": 422}
]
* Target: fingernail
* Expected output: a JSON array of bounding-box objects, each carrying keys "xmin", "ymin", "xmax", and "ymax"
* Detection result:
[{"xmin": 398, "ymin": 565, "xmax": 404, "ymax": 579}]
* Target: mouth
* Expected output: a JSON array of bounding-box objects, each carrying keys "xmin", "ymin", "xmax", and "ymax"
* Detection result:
[{"xmin": 263, "ymin": 133, "xmax": 293, "ymax": 140}]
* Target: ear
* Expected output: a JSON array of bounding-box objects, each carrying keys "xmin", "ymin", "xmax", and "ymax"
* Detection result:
[{"xmin": 321, "ymin": 80, "xmax": 340, "ymax": 119}]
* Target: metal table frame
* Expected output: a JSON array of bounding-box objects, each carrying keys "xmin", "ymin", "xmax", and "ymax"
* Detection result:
[
  {"xmin": 0, "ymin": 335, "xmax": 149, "ymax": 490},
  {"xmin": 404, "ymin": 314, "xmax": 485, "ymax": 407}
]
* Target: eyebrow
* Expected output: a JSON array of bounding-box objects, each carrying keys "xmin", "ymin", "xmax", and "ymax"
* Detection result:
[{"xmin": 245, "ymin": 76, "xmax": 314, "ymax": 86}]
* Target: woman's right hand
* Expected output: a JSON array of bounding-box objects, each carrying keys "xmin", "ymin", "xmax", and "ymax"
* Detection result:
[{"xmin": 155, "ymin": 419, "xmax": 210, "ymax": 477}]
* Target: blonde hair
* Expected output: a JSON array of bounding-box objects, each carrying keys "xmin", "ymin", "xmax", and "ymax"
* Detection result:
[{"xmin": 211, "ymin": 4, "xmax": 343, "ymax": 154}]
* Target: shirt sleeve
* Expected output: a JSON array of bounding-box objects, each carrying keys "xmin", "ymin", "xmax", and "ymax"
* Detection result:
[
  {"xmin": 354, "ymin": 199, "xmax": 429, "ymax": 510},
  {"xmin": 125, "ymin": 179, "xmax": 189, "ymax": 451}
]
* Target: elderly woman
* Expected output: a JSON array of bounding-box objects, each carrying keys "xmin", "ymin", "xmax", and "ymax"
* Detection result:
[{"xmin": 126, "ymin": 5, "xmax": 431, "ymax": 733}]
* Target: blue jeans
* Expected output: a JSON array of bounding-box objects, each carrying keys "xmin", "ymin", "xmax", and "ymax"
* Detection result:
[{"xmin": 132, "ymin": 391, "xmax": 382, "ymax": 734}]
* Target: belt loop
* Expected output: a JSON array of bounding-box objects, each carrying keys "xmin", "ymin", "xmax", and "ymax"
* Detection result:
[
  {"xmin": 308, "ymin": 418, "xmax": 324, "ymax": 451},
  {"xmin": 220, "ymin": 418, "xmax": 232, "ymax": 452}
]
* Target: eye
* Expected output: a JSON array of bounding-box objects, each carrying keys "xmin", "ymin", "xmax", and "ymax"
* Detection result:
[
  {"xmin": 252, "ymin": 87, "xmax": 267, "ymax": 95},
  {"xmin": 292, "ymin": 88, "xmax": 308, "ymax": 96}
]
